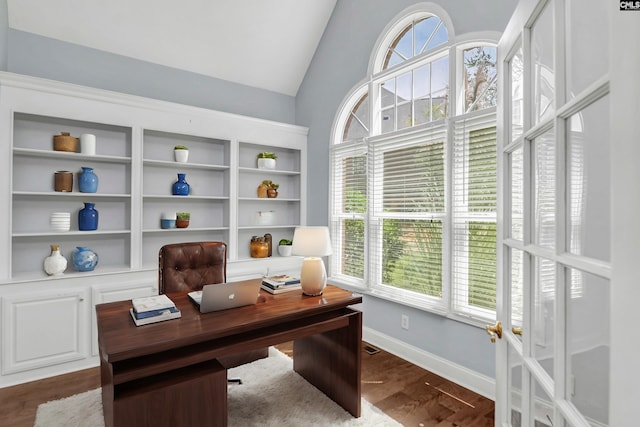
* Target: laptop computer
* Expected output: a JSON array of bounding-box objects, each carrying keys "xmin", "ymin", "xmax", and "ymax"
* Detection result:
[{"xmin": 188, "ymin": 278, "xmax": 262, "ymax": 313}]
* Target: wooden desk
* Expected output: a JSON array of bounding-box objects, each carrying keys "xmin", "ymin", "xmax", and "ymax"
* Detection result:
[{"xmin": 96, "ymin": 285, "xmax": 362, "ymax": 427}]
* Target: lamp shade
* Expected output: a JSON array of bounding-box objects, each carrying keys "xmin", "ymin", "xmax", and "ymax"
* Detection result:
[{"xmin": 291, "ymin": 226, "xmax": 333, "ymax": 257}]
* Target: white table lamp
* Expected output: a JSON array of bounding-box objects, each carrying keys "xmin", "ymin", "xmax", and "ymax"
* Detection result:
[{"xmin": 291, "ymin": 226, "xmax": 333, "ymax": 296}]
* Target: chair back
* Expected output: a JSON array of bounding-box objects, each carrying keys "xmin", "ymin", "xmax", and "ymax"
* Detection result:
[{"xmin": 159, "ymin": 241, "xmax": 227, "ymax": 294}]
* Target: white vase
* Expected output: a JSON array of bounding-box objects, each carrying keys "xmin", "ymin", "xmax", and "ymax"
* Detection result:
[
  {"xmin": 44, "ymin": 245, "xmax": 67, "ymax": 276},
  {"xmin": 80, "ymin": 134, "xmax": 96, "ymax": 155},
  {"xmin": 257, "ymin": 158, "xmax": 276, "ymax": 169},
  {"xmin": 174, "ymin": 149, "xmax": 189, "ymax": 163}
]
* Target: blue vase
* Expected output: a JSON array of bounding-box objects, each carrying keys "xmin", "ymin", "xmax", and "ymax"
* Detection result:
[
  {"xmin": 72, "ymin": 246, "xmax": 98, "ymax": 272},
  {"xmin": 172, "ymin": 173, "xmax": 190, "ymax": 196},
  {"xmin": 78, "ymin": 167, "xmax": 99, "ymax": 193},
  {"xmin": 78, "ymin": 202, "xmax": 99, "ymax": 231}
]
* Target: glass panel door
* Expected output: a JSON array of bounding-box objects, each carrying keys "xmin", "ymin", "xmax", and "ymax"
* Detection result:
[{"xmin": 497, "ymin": 0, "xmax": 611, "ymax": 425}]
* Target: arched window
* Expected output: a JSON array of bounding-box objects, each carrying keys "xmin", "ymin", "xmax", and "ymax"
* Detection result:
[
  {"xmin": 329, "ymin": 5, "xmax": 500, "ymax": 321},
  {"xmin": 342, "ymin": 93, "xmax": 369, "ymax": 142},
  {"xmin": 382, "ymin": 15, "xmax": 449, "ymax": 70}
]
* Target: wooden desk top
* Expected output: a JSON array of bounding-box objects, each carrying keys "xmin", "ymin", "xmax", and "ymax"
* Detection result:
[{"xmin": 96, "ymin": 285, "xmax": 362, "ymax": 363}]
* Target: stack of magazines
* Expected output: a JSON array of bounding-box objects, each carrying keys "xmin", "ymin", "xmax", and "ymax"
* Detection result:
[
  {"xmin": 130, "ymin": 294, "xmax": 181, "ymax": 326},
  {"xmin": 261, "ymin": 275, "xmax": 301, "ymax": 294}
]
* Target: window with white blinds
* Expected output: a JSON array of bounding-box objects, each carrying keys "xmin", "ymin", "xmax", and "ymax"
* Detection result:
[
  {"xmin": 451, "ymin": 112, "xmax": 497, "ymax": 315},
  {"xmin": 370, "ymin": 128, "xmax": 446, "ymax": 302},
  {"xmin": 330, "ymin": 5, "xmax": 499, "ymax": 321},
  {"xmin": 330, "ymin": 143, "xmax": 367, "ymax": 285}
]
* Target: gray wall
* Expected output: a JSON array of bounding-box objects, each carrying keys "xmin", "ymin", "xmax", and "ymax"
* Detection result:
[
  {"xmin": 296, "ymin": 0, "xmax": 517, "ymax": 378},
  {"xmin": 0, "ymin": 0, "xmax": 7, "ymax": 70},
  {"xmin": 0, "ymin": 4, "xmax": 294, "ymax": 124}
]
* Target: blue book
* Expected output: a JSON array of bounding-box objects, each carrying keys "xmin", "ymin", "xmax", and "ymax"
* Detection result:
[{"xmin": 134, "ymin": 306, "xmax": 180, "ymax": 319}]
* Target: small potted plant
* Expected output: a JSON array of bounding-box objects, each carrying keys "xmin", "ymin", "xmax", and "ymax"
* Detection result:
[
  {"xmin": 267, "ymin": 182, "xmax": 279, "ymax": 198},
  {"xmin": 257, "ymin": 180, "xmax": 279, "ymax": 198},
  {"xmin": 278, "ymin": 238, "xmax": 293, "ymax": 257},
  {"xmin": 257, "ymin": 152, "xmax": 277, "ymax": 170},
  {"xmin": 174, "ymin": 145, "xmax": 189, "ymax": 163},
  {"xmin": 176, "ymin": 212, "xmax": 190, "ymax": 228}
]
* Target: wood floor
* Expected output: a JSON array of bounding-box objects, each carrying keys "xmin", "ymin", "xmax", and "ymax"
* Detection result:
[{"xmin": 0, "ymin": 342, "xmax": 494, "ymax": 427}]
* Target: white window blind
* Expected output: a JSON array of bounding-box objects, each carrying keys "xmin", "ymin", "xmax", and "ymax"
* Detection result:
[
  {"xmin": 330, "ymin": 143, "xmax": 367, "ymax": 284},
  {"xmin": 451, "ymin": 112, "xmax": 497, "ymax": 315},
  {"xmin": 370, "ymin": 128, "xmax": 446, "ymax": 302}
]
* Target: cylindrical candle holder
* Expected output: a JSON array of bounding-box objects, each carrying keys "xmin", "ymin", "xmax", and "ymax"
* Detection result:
[
  {"xmin": 54, "ymin": 171, "xmax": 73, "ymax": 192},
  {"xmin": 80, "ymin": 134, "xmax": 96, "ymax": 155}
]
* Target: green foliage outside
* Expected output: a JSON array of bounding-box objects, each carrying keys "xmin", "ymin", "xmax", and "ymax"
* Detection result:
[
  {"xmin": 467, "ymin": 221, "xmax": 497, "ymax": 309},
  {"xmin": 339, "ymin": 126, "xmax": 497, "ymax": 310},
  {"xmin": 385, "ymin": 220, "xmax": 442, "ymax": 297}
]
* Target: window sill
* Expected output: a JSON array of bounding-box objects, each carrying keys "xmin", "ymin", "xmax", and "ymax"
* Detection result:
[{"xmin": 328, "ymin": 277, "xmax": 493, "ymax": 330}]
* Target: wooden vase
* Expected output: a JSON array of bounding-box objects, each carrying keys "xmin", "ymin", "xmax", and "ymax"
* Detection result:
[{"xmin": 257, "ymin": 184, "xmax": 268, "ymax": 198}]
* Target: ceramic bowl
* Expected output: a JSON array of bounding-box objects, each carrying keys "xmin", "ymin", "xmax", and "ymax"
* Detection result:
[{"xmin": 256, "ymin": 210, "xmax": 274, "ymax": 225}]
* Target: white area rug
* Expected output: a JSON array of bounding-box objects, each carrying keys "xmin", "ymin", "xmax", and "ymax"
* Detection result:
[{"xmin": 34, "ymin": 347, "xmax": 401, "ymax": 427}]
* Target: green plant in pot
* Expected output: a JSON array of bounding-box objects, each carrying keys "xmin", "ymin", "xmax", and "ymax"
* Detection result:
[
  {"xmin": 257, "ymin": 152, "xmax": 277, "ymax": 170},
  {"xmin": 267, "ymin": 182, "xmax": 279, "ymax": 198},
  {"xmin": 176, "ymin": 212, "xmax": 190, "ymax": 228},
  {"xmin": 278, "ymin": 238, "xmax": 293, "ymax": 256},
  {"xmin": 174, "ymin": 145, "xmax": 189, "ymax": 163}
]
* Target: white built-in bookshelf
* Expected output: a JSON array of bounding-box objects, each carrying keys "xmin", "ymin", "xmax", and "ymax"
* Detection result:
[{"xmin": 0, "ymin": 72, "xmax": 306, "ymax": 386}]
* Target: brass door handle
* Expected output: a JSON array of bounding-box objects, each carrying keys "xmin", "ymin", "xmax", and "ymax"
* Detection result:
[
  {"xmin": 486, "ymin": 321, "xmax": 502, "ymax": 343},
  {"xmin": 512, "ymin": 327, "xmax": 523, "ymax": 336}
]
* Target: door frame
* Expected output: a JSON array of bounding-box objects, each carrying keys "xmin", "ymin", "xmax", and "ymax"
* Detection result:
[{"xmin": 495, "ymin": 0, "xmax": 628, "ymax": 425}]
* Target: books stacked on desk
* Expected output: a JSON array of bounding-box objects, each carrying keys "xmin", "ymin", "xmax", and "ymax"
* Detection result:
[
  {"xmin": 261, "ymin": 275, "xmax": 302, "ymax": 294},
  {"xmin": 130, "ymin": 294, "xmax": 181, "ymax": 326}
]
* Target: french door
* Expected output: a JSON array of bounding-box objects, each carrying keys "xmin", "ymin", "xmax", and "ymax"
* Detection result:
[{"xmin": 495, "ymin": 0, "xmax": 611, "ymax": 425}]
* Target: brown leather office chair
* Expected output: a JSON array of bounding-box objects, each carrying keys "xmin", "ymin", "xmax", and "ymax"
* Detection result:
[{"xmin": 158, "ymin": 241, "xmax": 268, "ymax": 369}]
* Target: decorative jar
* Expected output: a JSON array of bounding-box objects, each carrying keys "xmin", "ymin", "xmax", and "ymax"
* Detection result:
[
  {"xmin": 54, "ymin": 171, "xmax": 73, "ymax": 192},
  {"xmin": 79, "ymin": 202, "xmax": 99, "ymax": 231},
  {"xmin": 172, "ymin": 173, "xmax": 190, "ymax": 196},
  {"xmin": 72, "ymin": 246, "xmax": 98, "ymax": 272},
  {"xmin": 250, "ymin": 236, "xmax": 269, "ymax": 258},
  {"xmin": 80, "ymin": 134, "xmax": 96, "ymax": 155},
  {"xmin": 53, "ymin": 132, "xmax": 78, "ymax": 152},
  {"xmin": 44, "ymin": 244, "xmax": 67, "ymax": 276},
  {"xmin": 257, "ymin": 182, "xmax": 268, "ymax": 198},
  {"xmin": 160, "ymin": 212, "xmax": 176, "ymax": 229},
  {"xmin": 78, "ymin": 166, "xmax": 99, "ymax": 193}
]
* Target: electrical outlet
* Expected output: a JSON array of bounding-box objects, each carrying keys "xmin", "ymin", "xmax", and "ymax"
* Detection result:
[{"xmin": 401, "ymin": 314, "xmax": 409, "ymax": 330}]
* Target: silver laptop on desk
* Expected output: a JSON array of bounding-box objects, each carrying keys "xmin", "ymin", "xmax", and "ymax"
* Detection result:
[{"xmin": 188, "ymin": 278, "xmax": 262, "ymax": 313}]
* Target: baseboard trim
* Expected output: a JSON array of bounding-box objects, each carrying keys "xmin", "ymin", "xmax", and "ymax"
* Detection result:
[{"xmin": 363, "ymin": 327, "xmax": 496, "ymax": 400}]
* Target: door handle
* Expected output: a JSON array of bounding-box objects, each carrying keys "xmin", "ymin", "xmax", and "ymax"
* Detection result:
[
  {"xmin": 485, "ymin": 320, "xmax": 503, "ymax": 343},
  {"xmin": 512, "ymin": 327, "xmax": 523, "ymax": 336}
]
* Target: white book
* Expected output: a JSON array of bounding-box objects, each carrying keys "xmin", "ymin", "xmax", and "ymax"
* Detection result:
[
  {"xmin": 129, "ymin": 308, "xmax": 181, "ymax": 326},
  {"xmin": 131, "ymin": 294, "xmax": 175, "ymax": 313}
]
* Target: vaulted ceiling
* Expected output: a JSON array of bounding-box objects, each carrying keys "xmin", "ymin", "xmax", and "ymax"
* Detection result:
[{"xmin": 6, "ymin": 0, "xmax": 337, "ymax": 96}]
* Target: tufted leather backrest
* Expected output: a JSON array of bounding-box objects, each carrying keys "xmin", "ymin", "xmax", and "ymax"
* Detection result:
[{"xmin": 158, "ymin": 242, "xmax": 227, "ymax": 294}]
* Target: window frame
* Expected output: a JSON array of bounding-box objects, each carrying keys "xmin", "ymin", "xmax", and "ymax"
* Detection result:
[{"xmin": 330, "ymin": 5, "xmax": 502, "ymax": 325}]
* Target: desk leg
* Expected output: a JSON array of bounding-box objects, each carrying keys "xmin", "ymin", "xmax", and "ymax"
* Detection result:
[
  {"xmin": 293, "ymin": 308, "xmax": 362, "ymax": 417},
  {"xmin": 104, "ymin": 360, "xmax": 227, "ymax": 427},
  {"xmin": 100, "ymin": 356, "xmax": 114, "ymax": 427}
]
